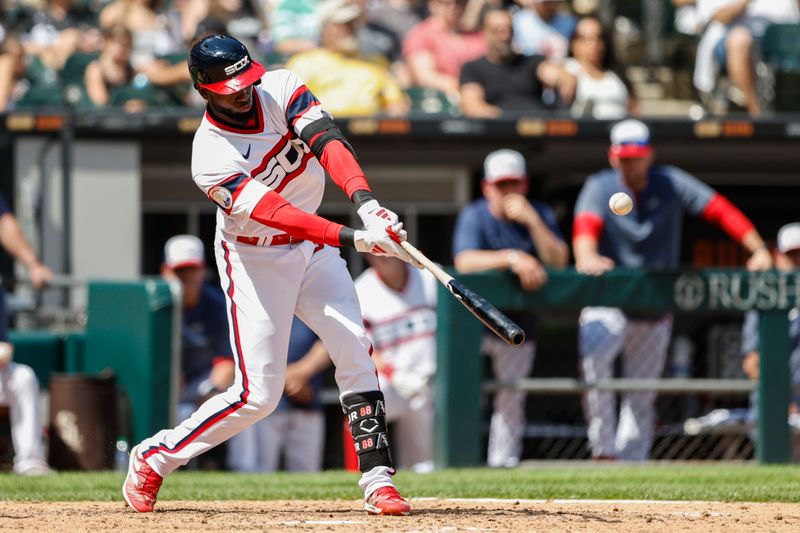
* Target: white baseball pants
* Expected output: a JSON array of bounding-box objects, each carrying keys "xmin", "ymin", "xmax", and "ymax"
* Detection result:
[
  {"xmin": 227, "ymin": 408, "xmax": 324, "ymax": 472},
  {"xmin": 482, "ymin": 335, "xmax": 536, "ymax": 468},
  {"xmin": 140, "ymin": 240, "xmax": 392, "ymax": 495},
  {"xmin": 0, "ymin": 362, "xmax": 49, "ymax": 474},
  {"xmin": 380, "ymin": 376, "xmax": 434, "ymax": 472},
  {"xmin": 579, "ymin": 307, "xmax": 673, "ymax": 460}
]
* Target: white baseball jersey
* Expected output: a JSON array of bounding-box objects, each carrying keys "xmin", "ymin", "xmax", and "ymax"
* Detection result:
[
  {"xmin": 191, "ymin": 69, "xmax": 327, "ymax": 241},
  {"xmin": 354, "ymin": 266, "xmax": 437, "ymax": 379},
  {"xmin": 140, "ymin": 67, "xmax": 396, "ymax": 497}
]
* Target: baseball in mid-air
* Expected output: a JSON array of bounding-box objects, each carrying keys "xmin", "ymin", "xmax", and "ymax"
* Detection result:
[{"xmin": 609, "ymin": 192, "xmax": 633, "ymax": 216}]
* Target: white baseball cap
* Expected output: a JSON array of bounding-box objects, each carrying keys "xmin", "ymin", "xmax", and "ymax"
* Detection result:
[
  {"xmin": 318, "ymin": 0, "xmax": 363, "ymax": 25},
  {"xmin": 778, "ymin": 223, "xmax": 800, "ymax": 253},
  {"xmin": 164, "ymin": 235, "xmax": 205, "ymax": 269},
  {"xmin": 609, "ymin": 119, "xmax": 652, "ymax": 159},
  {"xmin": 483, "ymin": 149, "xmax": 527, "ymax": 183}
]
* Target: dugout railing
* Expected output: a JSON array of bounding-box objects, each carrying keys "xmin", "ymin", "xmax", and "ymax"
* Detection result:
[{"xmin": 435, "ymin": 269, "xmax": 796, "ymax": 467}]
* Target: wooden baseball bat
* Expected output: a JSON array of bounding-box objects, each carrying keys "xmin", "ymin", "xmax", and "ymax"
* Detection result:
[{"xmin": 399, "ymin": 240, "xmax": 526, "ymax": 347}]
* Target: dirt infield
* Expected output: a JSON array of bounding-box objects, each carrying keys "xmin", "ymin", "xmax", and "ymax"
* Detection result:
[{"xmin": 0, "ymin": 499, "xmax": 798, "ymax": 532}]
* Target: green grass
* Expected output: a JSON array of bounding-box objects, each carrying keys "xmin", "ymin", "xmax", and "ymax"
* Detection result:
[{"xmin": 1, "ymin": 464, "xmax": 799, "ymax": 502}]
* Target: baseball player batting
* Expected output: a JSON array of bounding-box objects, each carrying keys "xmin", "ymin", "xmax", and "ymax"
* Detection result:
[
  {"xmin": 122, "ymin": 35, "xmax": 421, "ymax": 516},
  {"xmin": 573, "ymin": 119, "xmax": 773, "ymax": 460}
]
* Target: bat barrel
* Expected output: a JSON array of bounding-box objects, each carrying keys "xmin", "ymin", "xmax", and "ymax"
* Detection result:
[
  {"xmin": 508, "ymin": 328, "xmax": 526, "ymax": 346},
  {"xmin": 448, "ymin": 279, "xmax": 526, "ymax": 347}
]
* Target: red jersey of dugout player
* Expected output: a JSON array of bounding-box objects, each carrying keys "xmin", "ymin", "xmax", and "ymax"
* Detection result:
[{"xmin": 572, "ymin": 119, "xmax": 773, "ymax": 461}]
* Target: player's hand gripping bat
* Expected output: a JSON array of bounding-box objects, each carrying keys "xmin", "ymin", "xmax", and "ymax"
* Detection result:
[{"xmin": 399, "ymin": 240, "xmax": 526, "ymax": 346}]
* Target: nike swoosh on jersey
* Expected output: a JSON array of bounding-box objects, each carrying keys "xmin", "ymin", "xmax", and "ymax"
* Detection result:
[{"xmin": 242, "ymin": 144, "xmax": 251, "ymax": 159}]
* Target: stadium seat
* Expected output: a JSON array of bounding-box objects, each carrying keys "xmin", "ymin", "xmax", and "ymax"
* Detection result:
[
  {"xmin": 109, "ymin": 79, "xmax": 178, "ymax": 108},
  {"xmin": 760, "ymin": 24, "xmax": 800, "ymax": 112},
  {"xmin": 406, "ymin": 87, "xmax": 460, "ymax": 116}
]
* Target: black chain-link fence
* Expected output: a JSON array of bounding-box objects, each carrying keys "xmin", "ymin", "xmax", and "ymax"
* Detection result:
[{"xmin": 481, "ymin": 309, "xmax": 775, "ymax": 461}]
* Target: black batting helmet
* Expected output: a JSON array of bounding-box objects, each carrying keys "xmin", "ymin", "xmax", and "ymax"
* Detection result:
[{"xmin": 188, "ymin": 35, "xmax": 266, "ymax": 95}]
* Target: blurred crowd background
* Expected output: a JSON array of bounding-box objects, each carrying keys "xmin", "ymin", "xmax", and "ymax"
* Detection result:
[{"xmin": 1, "ymin": 0, "xmax": 799, "ymax": 117}]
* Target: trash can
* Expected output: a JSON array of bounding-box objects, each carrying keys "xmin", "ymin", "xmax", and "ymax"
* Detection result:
[{"xmin": 49, "ymin": 373, "xmax": 117, "ymax": 470}]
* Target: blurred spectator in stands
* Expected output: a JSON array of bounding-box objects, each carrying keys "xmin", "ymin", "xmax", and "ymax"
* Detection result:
[
  {"xmin": 366, "ymin": 0, "xmax": 424, "ymax": 44},
  {"xmin": 403, "ymin": 0, "xmax": 486, "ymax": 100},
  {"xmin": 161, "ymin": 235, "xmax": 235, "ymax": 426},
  {"xmin": 19, "ymin": 0, "xmax": 94, "ymax": 70},
  {"xmin": 0, "ymin": 32, "xmax": 65, "ymax": 110},
  {"xmin": 453, "ymin": 149, "xmax": 568, "ymax": 467},
  {"xmin": 741, "ymin": 222, "xmax": 800, "ymax": 414},
  {"xmin": 459, "ymin": 8, "xmax": 575, "ymax": 118},
  {"xmin": 0, "ymin": 190, "xmax": 53, "ymax": 476},
  {"xmin": 99, "ymin": 0, "xmax": 185, "ymax": 71},
  {"xmin": 287, "ymin": 0, "xmax": 409, "ymax": 117},
  {"xmin": 565, "ymin": 15, "xmax": 637, "ymax": 119},
  {"xmin": 263, "ymin": 0, "xmax": 321, "ymax": 56},
  {"xmin": 84, "ymin": 25, "xmax": 145, "ymax": 112},
  {"xmin": 0, "ymin": 37, "xmax": 27, "ymax": 112},
  {"xmin": 348, "ymin": 0, "xmax": 399, "ymax": 63},
  {"xmin": 573, "ymin": 120, "xmax": 772, "ymax": 461},
  {"xmin": 513, "ymin": 0, "xmax": 576, "ymax": 61},
  {"xmin": 461, "ymin": 0, "xmax": 507, "ymax": 32},
  {"xmin": 694, "ymin": 0, "xmax": 799, "ymax": 116},
  {"xmin": 354, "ymin": 254, "xmax": 437, "ymax": 473},
  {"xmin": 228, "ymin": 318, "xmax": 330, "ymax": 472}
]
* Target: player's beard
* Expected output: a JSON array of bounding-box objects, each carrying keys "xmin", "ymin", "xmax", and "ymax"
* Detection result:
[
  {"xmin": 210, "ymin": 101, "xmax": 253, "ymax": 125},
  {"xmin": 208, "ymin": 90, "xmax": 255, "ymax": 126}
]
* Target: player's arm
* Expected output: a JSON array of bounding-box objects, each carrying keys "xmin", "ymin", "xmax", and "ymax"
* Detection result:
[
  {"xmin": 452, "ymin": 205, "xmax": 548, "ymax": 290},
  {"xmin": 281, "ymin": 75, "xmax": 404, "ymax": 232},
  {"xmin": 740, "ymin": 310, "xmax": 760, "ymax": 380},
  {"xmin": 504, "ymin": 199, "xmax": 568, "ymax": 267},
  {"xmin": 284, "ymin": 340, "xmax": 331, "ymax": 398},
  {"xmin": 196, "ymin": 171, "xmax": 416, "ymax": 264},
  {"xmin": 572, "ymin": 178, "xmax": 615, "ymax": 276},
  {"xmin": 0, "ymin": 211, "xmax": 53, "ymax": 289},
  {"xmin": 667, "ymin": 167, "xmax": 772, "ymax": 270}
]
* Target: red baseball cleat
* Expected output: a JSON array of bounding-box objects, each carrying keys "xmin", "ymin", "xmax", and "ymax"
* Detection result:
[
  {"xmin": 122, "ymin": 445, "xmax": 163, "ymax": 513},
  {"xmin": 364, "ymin": 486, "xmax": 411, "ymax": 516}
]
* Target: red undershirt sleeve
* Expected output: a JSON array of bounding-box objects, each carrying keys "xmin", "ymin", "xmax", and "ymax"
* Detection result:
[
  {"xmin": 573, "ymin": 212, "xmax": 604, "ymax": 241},
  {"xmin": 250, "ymin": 191, "xmax": 345, "ymax": 246},
  {"xmin": 701, "ymin": 193, "xmax": 754, "ymax": 243},
  {"xmin": 316, "ymin": 138, "xmax": 371, "ymax": 199}
]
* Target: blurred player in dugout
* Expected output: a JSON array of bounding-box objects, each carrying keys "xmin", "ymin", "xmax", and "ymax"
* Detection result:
[
  {"xmin": 740, "ymin": 222, "xmax": 800, "ymax": 458},
  {"xmin": 161, "ymin": 236, "xmax": 235, "ymax": 425},
  {"xmin": 228, "ymin": 316, "xmax": 331, "ymax": 472},
  {"xmin": 354, "ymin": 254, "xmax": 438, "ymax": 473},
  {"xmin": 453, "ymin": 149, "xmax": 569, "ymax": 468},
  {"xmin": 573, "ymin": 119, "xmax": 773, "ymax": 461},
  {"xmin": 0, "ymin": 191, "xmax": 53, "ymax": 475}
]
